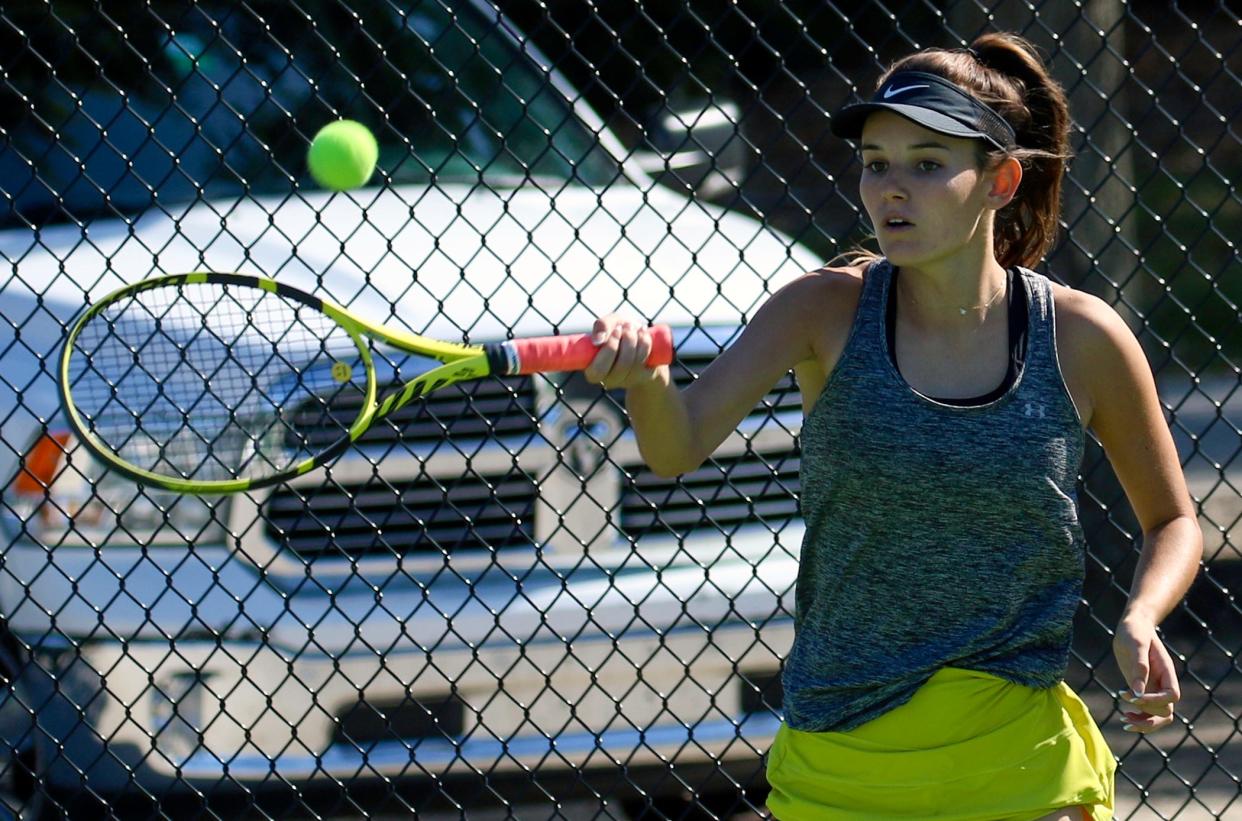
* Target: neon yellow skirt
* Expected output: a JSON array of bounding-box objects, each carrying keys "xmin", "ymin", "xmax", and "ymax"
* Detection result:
[{"xmin": 766, "ymin": 667, "xmax": 1115, "ymax": 820}]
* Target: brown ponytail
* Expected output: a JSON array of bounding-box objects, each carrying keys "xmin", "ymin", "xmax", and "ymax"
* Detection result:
[{"xmin": 879, "ymin": 33, "xmax": 1072, "ymax": 269}]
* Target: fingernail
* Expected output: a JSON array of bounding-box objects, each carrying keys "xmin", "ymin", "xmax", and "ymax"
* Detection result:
[
  {"xmin": 592, "ymin": 334, "xmax": 606, "ymax": 345},
  {"xmin": 1122, "ymin": 724, "xmax": 1135, "ymax": 732}
]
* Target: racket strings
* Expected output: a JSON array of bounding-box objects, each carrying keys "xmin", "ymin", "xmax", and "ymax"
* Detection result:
[{"xmin": 67, "ymin": 281, "xmax": 368, "ymax": 484}]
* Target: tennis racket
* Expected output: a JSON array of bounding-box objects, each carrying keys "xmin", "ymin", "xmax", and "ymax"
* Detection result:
[{"xmin": 59, "ymin": 272, "xmax": 672, "ymax": 494}]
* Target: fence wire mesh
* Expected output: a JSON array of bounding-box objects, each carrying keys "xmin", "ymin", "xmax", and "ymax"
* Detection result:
[{"xmin": 0, "ymin": 0, "xmax": 1238, "ymax": 818}]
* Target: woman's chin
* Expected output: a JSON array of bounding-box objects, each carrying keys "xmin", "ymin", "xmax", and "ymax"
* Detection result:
[
  {"xmin": 877, "ymin": 242, "xmax": 958, "ymax": 271},
  {"xmin": 876, "ymin": 246, "xmax": 924, "ymax": 267}
]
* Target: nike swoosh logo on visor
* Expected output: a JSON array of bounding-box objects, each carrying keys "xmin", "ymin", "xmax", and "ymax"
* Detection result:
[{"xmin": 882, "ymin": 84, "xmax": 929, "ymax": 99}]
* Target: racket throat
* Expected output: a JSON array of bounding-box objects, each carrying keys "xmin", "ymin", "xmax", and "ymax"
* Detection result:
[{"xmin": 484, "ymin": 342, "xmax": 520, "ymax": 376}]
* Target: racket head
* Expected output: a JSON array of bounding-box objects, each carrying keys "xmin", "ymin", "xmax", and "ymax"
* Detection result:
[{"xmin": 59, "ymin": 272, "xmax": 379, "ymax": 493}]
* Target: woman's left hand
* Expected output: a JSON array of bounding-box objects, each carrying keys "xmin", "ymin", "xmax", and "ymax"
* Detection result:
[{"xmin": 1113, "ymin": 615, "xmax": 1181, "ymax": 734}]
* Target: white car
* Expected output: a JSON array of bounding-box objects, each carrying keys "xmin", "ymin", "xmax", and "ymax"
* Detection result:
[{"xmin": 0, "ymin": 1, "xmax": 813, "ymax": 815}]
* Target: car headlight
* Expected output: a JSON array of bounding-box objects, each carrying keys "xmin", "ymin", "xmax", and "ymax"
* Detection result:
[{"xmin": 3, "ymin": 429, "xmax": 228, "ymax": 547}]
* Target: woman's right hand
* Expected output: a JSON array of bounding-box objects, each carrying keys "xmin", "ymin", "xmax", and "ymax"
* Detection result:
[
  {"xmin": 582, "ymin": 272, "xmax": 828, "ymax": 476},
  {"xmin": 583, "ymin": 314, "xmax": 667, "ymax": 391}
]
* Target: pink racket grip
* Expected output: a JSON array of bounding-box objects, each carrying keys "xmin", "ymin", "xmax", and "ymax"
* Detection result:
[{"xmin": 485, "ymin": 324, "xmax": 673, "ymax": 376}]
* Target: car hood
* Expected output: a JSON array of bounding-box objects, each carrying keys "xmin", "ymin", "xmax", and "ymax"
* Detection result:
[
  {"xmin": 0, "ymin": 182, "xmax": 817, "ymax": 500},
  {"xmin": 4, "ymin": 183, "xmax": 818, "ymax": 342}
]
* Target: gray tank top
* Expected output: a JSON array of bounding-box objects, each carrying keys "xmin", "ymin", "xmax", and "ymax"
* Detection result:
[{"xmin": 785, "ymin": 258, "xmax": 1086, "ymax": 733}]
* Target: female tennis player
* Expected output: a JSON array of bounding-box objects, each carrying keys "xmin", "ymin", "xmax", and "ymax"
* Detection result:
[{"xmin": 585, "ymin": 32, "xmax": 1202, "ymax": 821}]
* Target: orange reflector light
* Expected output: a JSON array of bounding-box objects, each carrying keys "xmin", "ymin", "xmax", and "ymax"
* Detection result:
[{"xmin": 13, "ymin": 431, "xmax": 70, "ymax": 495}]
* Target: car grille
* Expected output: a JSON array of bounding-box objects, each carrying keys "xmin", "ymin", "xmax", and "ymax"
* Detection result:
[
  {"xmin": 264, "ymin": 468, "xmax": 538, "ymax": 558},
  {"xmin": 333, "ymin": 693, "xmax": 467, "ymax": 747},
  {"xmin": 621, "ymin": 450, "xmax": 800, "ymax": 539},
  {"xmin": 264, "ymin": 344, "xmax": 801, "ymax": 560},
  {"xmin": 287, "ymin": 374, "xmax": 537, "ymax": 449}
]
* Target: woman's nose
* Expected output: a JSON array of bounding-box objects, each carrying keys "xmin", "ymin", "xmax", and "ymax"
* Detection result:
[{"xmin": 883, "ymin": 181, "xmax": 907, "ymax": 201}]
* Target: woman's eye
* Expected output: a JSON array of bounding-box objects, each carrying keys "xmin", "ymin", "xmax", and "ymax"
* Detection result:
[
  {"xmin": 864, "ymin": 160, "xmax": 887, "ymax": 173},
  {"xmin": 917, "ymin": 160, "xmax": 941, "ymax": 172}
]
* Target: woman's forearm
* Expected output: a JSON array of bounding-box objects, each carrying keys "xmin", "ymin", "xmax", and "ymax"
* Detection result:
[
  {"xmin": 625, "ymin": 368, "xmax": 699, "ymax": 477},
  {"xmin": 1120, "ymin": 514, "xmax": 1203, "ymax": 626}
]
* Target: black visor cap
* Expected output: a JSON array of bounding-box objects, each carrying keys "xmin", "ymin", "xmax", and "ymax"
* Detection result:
[{"xmin": 831, "ymin": 71, "xmax": 1017, "ymax": 151}]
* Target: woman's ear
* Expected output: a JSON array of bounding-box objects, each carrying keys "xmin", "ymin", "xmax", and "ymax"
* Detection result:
[{"xmin": 986, "ymin": 156, "xmax": 1023, "ymax": 209}]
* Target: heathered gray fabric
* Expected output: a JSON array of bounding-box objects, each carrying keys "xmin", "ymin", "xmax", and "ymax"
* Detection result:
[{"xmin": 786, "ymin": 258, "xmax": 1086, "ymax": 733}]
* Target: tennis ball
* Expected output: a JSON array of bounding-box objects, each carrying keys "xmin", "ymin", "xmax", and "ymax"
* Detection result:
[{"xmin": 307, "ymin": 120, "xmax": 378, "ymax": 191}]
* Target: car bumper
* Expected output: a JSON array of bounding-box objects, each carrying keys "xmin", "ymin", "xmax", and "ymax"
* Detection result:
[{"xmin": 6, "ymin": 546, "xmax": 794, "ymax": 795}]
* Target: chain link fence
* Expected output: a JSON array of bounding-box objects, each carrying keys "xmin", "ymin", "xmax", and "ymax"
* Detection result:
[{"xmin": 0, "ymin": 0, "xmax": 1237, "ymax": 818}]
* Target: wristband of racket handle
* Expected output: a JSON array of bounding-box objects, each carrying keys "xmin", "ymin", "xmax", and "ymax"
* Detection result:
[{"xmin": 486, "ymin": 324, "xmax": 673, "ymax": 376}]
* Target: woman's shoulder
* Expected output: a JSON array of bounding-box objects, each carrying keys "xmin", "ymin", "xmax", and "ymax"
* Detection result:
[
  {"xmin": 771, "ymin": 264, "xmax": 869, "ymax": 394},
  {"xmin": 781, "ymin": 263, "xmax": 867, "ymax": 309},
  {"xmin": 779, "ymin": 262, "xmax": 867, "ymax": 286},
  {"xmin": 1048, "ymin": 281, "xmax": 1135, "ymax": 351},
  {"xmin": 768, "ymin": 263, "xmax": 867, "ymax": 337},
  {"xmin": 1049, "ymin": 281, "xmax": 1147, "ymax": 428}
]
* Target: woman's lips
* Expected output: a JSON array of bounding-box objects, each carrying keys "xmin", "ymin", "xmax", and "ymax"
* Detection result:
[{"xmin": 881, "ymin": 219, "xmax": 916, "ymax": 233}]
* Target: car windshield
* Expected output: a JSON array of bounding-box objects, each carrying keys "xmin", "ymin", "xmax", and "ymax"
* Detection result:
[{"xmin": 0, "ymin": 2, "xmax": 622, "ymax": 228}]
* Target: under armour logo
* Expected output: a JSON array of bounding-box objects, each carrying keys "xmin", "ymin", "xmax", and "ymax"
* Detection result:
[{"xmin": 1024, "ymin": 402, "xmax": 1046, "ymax": 419}]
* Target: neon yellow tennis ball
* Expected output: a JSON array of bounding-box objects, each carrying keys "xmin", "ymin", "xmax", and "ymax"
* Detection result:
[{"xmin": 307, "ymin": 120, "xmax": 378, "ymax": 191}]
